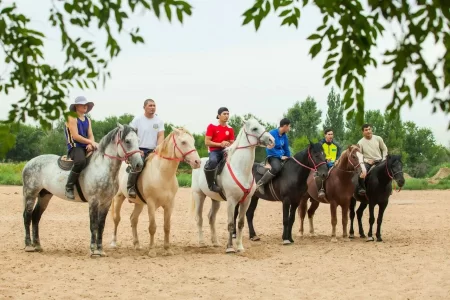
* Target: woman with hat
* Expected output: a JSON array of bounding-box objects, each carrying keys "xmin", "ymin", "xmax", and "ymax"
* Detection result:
[
  {"xmin": 203, "ymin": 107, "xmax": 235, "ymax": 193},
  {"xmin": 64, "ymin": 96, "xmax": 98, "ymax": 199}
]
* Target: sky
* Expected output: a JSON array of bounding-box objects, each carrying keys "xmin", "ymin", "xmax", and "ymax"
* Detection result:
[{"xmin": 1, "ymin": 0, "xmax": 449, "ymax": 146}]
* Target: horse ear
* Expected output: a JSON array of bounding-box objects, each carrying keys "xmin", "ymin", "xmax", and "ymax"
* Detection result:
[
  {"xmin": 241, "ymin": 119, "xmax": 247, "ymax": 126},
  {"xmin": 116, "ymin": 122, "xmax": 124, "ymax": 130},
  {"xmin": 172, "ymin": 127, "xmax": 181, "ymax": 135}
]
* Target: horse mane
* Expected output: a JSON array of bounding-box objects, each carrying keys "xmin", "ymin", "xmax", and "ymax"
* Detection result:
[
  {"xmin": 146, "ymin": 127, "xmax": 193, "ymax": 163},
  {"xmin": 334, "ymin": 144, "xmax": 360, "ymax": 168},
  {"xmin": 97, "ymin": 124, "xmax": 135, "ymax": 155},
  {"xmin": 224, "ymin": 125, "xmax": 245, "ymax": 156}
]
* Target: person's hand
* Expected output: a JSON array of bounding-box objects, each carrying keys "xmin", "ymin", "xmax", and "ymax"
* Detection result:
[
  {"xmin": 366, "ymin": 158, "xmax": 374, "ymax": 165},
  {"xmin": 281, "ymin": 156, "xmax": 288, "ymax": 160},
  {"xmin": 90, "ymin": 142, "xmax": 99, "ymax": 150},
  {"xmin": 86, "ymin": 144, "xmax": 94, "ymax": 152},
  {"xmin": 326, "ymin": 159, "xmax": 331, "ymax": 162},
  {"xmin": 221, "ymin": 141, "xmax": 230, "ymax": 147}
]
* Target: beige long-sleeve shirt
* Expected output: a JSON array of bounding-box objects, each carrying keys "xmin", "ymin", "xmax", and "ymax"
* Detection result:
[{"xmin": 357, "ymin": 135, "xmax": 388, "ymax": 163}]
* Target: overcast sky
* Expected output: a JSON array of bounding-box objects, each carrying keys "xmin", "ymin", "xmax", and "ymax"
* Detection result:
[{"xmin": 1, "ymin": 0, "xmax": 449, "ymax": 146}]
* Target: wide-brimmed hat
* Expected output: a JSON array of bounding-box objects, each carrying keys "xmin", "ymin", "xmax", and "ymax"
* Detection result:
[
  {"xmin": 69, "ymin": 96, "xmax": 94, "ymax": 113},
  {"xmin": 216, "ymin": 107, "xmax": 229, "ymax": 119}
]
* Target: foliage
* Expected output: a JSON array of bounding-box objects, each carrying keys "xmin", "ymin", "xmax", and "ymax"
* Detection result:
[
  {"xmin": 284, "ymin": 96, "xmax": 322, "ymax": 143},
  {"xmin": 241, "ymin": 0, "xmax": 450, "ymax": 128},
  {"xmin": 323, "ymin": 87, "xmax": 344, "ymax": 142}
]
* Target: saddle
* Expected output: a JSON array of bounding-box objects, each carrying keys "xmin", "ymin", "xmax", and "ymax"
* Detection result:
[
  {"xmin": 255, "ymin": 157, "xmax": 286, "ymax": 176},
  {"xmin": 205, "ymin": 153, "xmax": 229, "ymax": 200},
  {"xmin": 57, "ymin": 151, "xmax": 93, "ymax": 171}
]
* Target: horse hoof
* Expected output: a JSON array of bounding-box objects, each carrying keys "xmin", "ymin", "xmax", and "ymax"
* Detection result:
[
  {"xmin": 360, "ymin": 235, "xmax": 366, "ymax": 239},
  {"xmin": 237, "ymin": 247, "xmax": 245, "ymax": 253},
  {"xmin": 226, "ymin": 247, "xmax": 236, "ymax": 254},
  {"xmin": 250, "ymin": 236, "xmax": 260, "ymax": 241},
  {"xmin": 376, "ymin": 237, "xmax": 383, "ymax": 242},
  {"xmin": 24, "ymin": 245, "xmax": 36, "ymax": 252},
  {"xmin": 97, "ymin": 250, "xmax": 108, "ymax": 257},
  {"xmin": 148, "ymin": 249, "xmax": 157, "ymax": 258},
  {"xmin": 133, "ymin": 244, "xmax": 142, "ymax": 250},
  {"xmin": 199, "ymin": 242, "xmax": 207, "ymax": 248},
  {"xmin": 343, "ymin": 238, "xmax": 351, "ymax": 242},
  {"xmin": 366, "ymin": 237, "xmax": 375, "ymax": 242},
  {"xmin": 310, "ymin": 233, "xmax": 317, "ymax": 237},
  {"xmin": 212, "ymin": 242, "xmax": 221, "ymax": 247},
  {"xmin": 331, "ymin": 237, "xmax": 338, "ymax": 243},
  {"xmin": 109, "ymin": 242, "xmax": 118, "ymax": 249},
  {"xmin": 283, "ymin": 240, "xmax": 291, "ymax": 245},
  {"xmin": 34, "ymin": 245, "xmax": 43, "ymax": 252},
  {"xmin": 349, "ymin": 234, "xmax": 355, "ymax": 239},
  {"xmin": 232, "ymin": 233, "xmax": 236, "ymax": 239},
  {"xmin": 163, "ymin": 249, "xmax": 174, "ymax": 256}
]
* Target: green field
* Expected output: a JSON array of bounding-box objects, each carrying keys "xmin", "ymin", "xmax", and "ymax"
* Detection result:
[{"xmin": 1, "ymin": 162, "xmax": 449, "ymax": 190}]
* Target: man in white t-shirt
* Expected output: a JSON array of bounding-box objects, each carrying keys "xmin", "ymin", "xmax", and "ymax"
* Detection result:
[{"xmin": 127, "ymin": 98, "xmax": 165, "ymax": 198}]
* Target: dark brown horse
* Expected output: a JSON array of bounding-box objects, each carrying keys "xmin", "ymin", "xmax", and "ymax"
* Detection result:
[{"xmin": 298, "ymin": 145, "xmax": 367, "ymax": 242}]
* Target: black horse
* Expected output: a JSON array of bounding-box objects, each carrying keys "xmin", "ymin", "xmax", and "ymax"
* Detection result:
[
  {"xmin": 233, "ymin": 141, "xmax": 328, "ymax": 244},
  {"xmin": 349, "ymin": 154, "xmax": 405, "ymax": 242}
]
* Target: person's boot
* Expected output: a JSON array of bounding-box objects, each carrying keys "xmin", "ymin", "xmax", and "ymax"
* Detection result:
[
  {"xmin": 205, "ymin": 168, "xmax": 221, "ymax": 193},
  {"xmin": 127, "ymin": 171, "xmax": 140, "ymax": 198},
  {"xmin": 65, "ymin": 171, "xmax": 80, "ymax": 200},
  {"xmin": 357, "ymin": 177, "xmax": 366, "ymax": 195},
  {"xmin": 256, "ymin": 171, "xmax": 276, "ymax": 194},
  {"xmin": 314, "ymin": 174, "xmax": 326, "ymax": 200}
]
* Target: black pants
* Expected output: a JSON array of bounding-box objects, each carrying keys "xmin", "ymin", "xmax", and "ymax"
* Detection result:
[
  {"xmin": 205, "ymin": 150, "xmax": 224, "ymax": 170},
  {"xmin": 268, "ymin": 157, "xmax": 282, "ymax": 175},
  {"xmin": 68, "ymin": 147, "xmax": 87, "ymax": 173}
]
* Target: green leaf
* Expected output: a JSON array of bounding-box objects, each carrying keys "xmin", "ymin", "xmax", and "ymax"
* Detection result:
[
  {"xmin": 323, "ymin": 60, "xmax": 335, "ymax": 69},
  {"xmin": 309, "ymin": 42, "xmax": 322, "ymax": 58},
  {"xmin": 279, "ymin": 9, "xmax": 291, "ymax": 17},
  {"xmin": 325, "ymin": 76, "xmax": 333, "ymax": 85},
  {"xmin": 165, "ymin": 4, "xmax": 172, "ymax": 22},
  {"xmin": 176, "ymin": 8, "xmax": 183, "ymax": 22},
  {"xmin": 307, "ymin": 33, "xmax": 321, "ymax": 40}
]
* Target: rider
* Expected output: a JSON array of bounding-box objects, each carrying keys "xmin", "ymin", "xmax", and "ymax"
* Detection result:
[
  {"xmin": 127, "ymin": 99, "xmax": 165, "ymax": 198},
  {"xmin": 64, "ymin": 96, "xmax": 98, "ymax": 200},
  {"xmin": 356, "ymin": 123, "xmax": 388, "ymax": 195},
  {"xmin": 204, "ymin": 107, "xmax": 235, "ymax": 193},
  {"xmin": 319, "ymin": 128, "xmax": 342, "ymax": 169},
  {"xmin": 256, "ymin": 118, "xmax": 291, "ymax": 194}
]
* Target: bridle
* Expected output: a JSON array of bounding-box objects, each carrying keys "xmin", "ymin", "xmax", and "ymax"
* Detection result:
[
  {"xmin": 235, "ymin": 127, "xmax": 269, "ymax": 149},
  {"xmin": 103, "ymin": 131, "xmax": 143, "ymax": 162},
  {"xmin": 154, "ymin": 133, "xmax": 197, "ymax": 162},
  {"xmin": 334, "ymin": 147, "xmax": 364, "ymax": 173},
  {"xmin": 386, "ymin": 159, "xmax": 404, "ymax": 192},
  {"xmin": 290, "ymin": 145, "xmax": 326, "ymax": 172}
]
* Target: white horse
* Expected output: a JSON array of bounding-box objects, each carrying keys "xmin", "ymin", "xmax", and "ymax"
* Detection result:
[
  {"xmin": 110, "ymin": 127, "xmax": 201, "ymax": 257},
  {"xmin": 191, "ymin": 118, "xmax": 275, "ymax": 253},
  {"xmin": 21, "ymin": 123, "xmax": 143, "ymax": 256}
]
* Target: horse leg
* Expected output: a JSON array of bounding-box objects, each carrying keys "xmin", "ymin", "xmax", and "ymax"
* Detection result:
[
  {"xmin": 95, "ymin": 201, "xmax": 111, "ymax": 257},
  {"xmin": 287, "ymin": 202, "xmax": 298, "ymax": 243},
  {"xmin": 23, "ymin": 191, "xmax": 37, "ymax": 252},
  {"xmin": 236, "ymin": 198, "xmax": 252, "ymax": 252},
  {"xmin": 298, "ymin": 196, "xmax": 308, "ymax": 236},
  {"xmin": 110, "ymin": 191, "xmax": 125, "ymax": 248},
  {"xmin": 330, "ymin": 201, "xmax": 338, "ymax": 242},
  {"xmin": 246, "ymin": 196, "xmax": 259, "ymax": 241},
  {"xmin": 282, "ymin": 201, "xmax": 291, "ymax": 245},
  {"xmin": 308, "ymin": 199, "xmax": 320, "ymax": 237},
  {"xmin": 356, "ymin": 202, "xmax": 367, "ymax": 238},
  {"xmin": 341, "ymin": 203, "xmax": 350, "ymax": 241},
  {"xmin": 130, "ymin": 203, "xmax": 145, "ymax": 250},
  {"xmin": 192, "ymin": 190, "xmax": 206, "ymax": 247},
  {"xmin": 232, "ymin": 204, "xmax": 238, "ymax": 239},
  {"xmin": 226, "ymin": 200, "xmax": 237, "ymax": 253},
  {"xmin": 349, "ymin": 198, "xmax": 356, "ymax": 239},
  {"xmin": 31, "ymin": 194, "xmax": 52, "ymax": 252},
  {"xmin": 376, "ymin": 201, "xmax": 388, "ymax": 242},
  {"xmin": 89, "ymin": 201, "xmax": 99, "ymax": 256},
  {"xmin": 367, "ymin": 203, "xmax": 376, "ymax": 242},
  {"xmin": 147, "ymin": 202, "xmax": 157, "ymax": 257},
  {"xmin": 208, "ymin": 200, "xmax": 221, "ymax": 247},
  {"xmin": 163, "ymin": 201, "xmax": 174, "ymax": 256}
]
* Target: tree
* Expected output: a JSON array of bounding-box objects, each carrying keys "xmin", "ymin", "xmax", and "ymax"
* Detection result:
[
  {"xmin": 323, "ymin": 87, "xmax": 344, "ymax": 142},
  {"xmin": 5, "ymin": 124, "xmax": 43, "ymax": 161},
  {"xmin": 284, "ymin": 96, "xmax": 322, "ymax": 142}
]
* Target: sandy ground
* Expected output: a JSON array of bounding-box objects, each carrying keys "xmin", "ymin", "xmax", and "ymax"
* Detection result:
[{"xmin": 1, "ymin": 186, "xmax": 450, "ymax": 300}]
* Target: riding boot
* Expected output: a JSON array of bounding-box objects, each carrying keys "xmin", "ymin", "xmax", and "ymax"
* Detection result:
[
  {"xmin": 256, "ymin": 171, "xmax": 276, "ymax": 194},
  {"xmin": 357, "ymin": 177, "xmax": 366, "ymax": 195},
  {"xmin": 65, "ymin": 171, "xmax": 80, "ymax": 200},
  {"xmin": 205, "ymin": 168, "xmax": 221, "ymax": 193},
  {"xmin": 314, "ymin": 174, "xmax": 326, "ymax": 199},
  {"xmin": 127, "ymin": 171, "xmax": 140, "ymax": 198}
]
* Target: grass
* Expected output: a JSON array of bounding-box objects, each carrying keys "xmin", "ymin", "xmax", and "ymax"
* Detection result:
[
  {"xmin": 2, "ymin": 162, "xmax": 449, "ymax": 190},
  {"xmin": 426, "ymin": 162, "xmax": 450, "ymax": 178}
]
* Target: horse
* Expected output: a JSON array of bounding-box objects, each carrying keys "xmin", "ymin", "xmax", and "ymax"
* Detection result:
[
  {"xmin": 298, "ymin": 145, "xmax": 367, "ymax": 242},
  {"xmin": 190, "ymin": 118, "xmax": 275, "ymax": 253},
  {"xmin": 233, "ymin": 141, "xmax": 329, "ymax": 245},
  {"xmin": 21, "ymin": 123, "xmax": 143, "ymax": 256},
  {"xmin": 109, "ymin": 127, "xmax": 201, "ymax": 257},
  {"xmin": 349, "ymin": 154, "xmax": 405, "ymax": 242}
]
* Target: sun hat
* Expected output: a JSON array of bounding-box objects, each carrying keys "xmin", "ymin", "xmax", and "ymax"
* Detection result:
[{"xmin": 69, "ymin": 96, "xmax": 94, "ymax": 113}]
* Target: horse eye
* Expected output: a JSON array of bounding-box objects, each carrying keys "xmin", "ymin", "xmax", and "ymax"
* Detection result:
[
  {"xmin": 125, "ymin": 140, "xmax": 131, "ymax": 144},
  {"xmin": 252, "ymin": 127, "xmax": 258, "ymax": 131},
  {"xmin": 182, "ymin": 141, "xmax": 187, "ymax": 145}
]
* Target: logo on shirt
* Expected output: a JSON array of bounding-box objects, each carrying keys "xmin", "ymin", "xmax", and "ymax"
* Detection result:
[
  {"xmin": 153, "ymin": 124, "xmax": 159, "ymax": 129},
  {"xmin": 225, "ymin": 131, "xmax": 229, "ymax": 136}
]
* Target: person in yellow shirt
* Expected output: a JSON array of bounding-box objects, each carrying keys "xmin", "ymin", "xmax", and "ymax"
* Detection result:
[{"xmin": 319, "ymin": 128, "xmax": 342, "ymax": 169}]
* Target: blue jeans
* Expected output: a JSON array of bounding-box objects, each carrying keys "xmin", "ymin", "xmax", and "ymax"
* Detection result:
[
  {"xmin": 205, "ymin": 150, "xmax": 224, "ymax": 170},
  {"xmin": 327, "ymin": 161, "xmax": 334, "ymax": 169}
]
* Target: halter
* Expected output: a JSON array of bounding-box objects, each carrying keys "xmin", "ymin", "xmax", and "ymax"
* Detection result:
[
  {"xmin": 103, "ymin": 131, "xmax": 144, "ymax": 162},
  {"xmin": 290, "ymin": 145, "xmax": 326, "ymax": 172},
  {"xmin": 154, "ymin": 133, "xmax": 197, "ymax": 162},
  {"xmin": 334, "ymin": 147, "xmax": 364, "ymax": 173},
  {"xmin": 386, "ymin": 159, "xmax": 404, "ymax": 192},
  {"xmin": 235, "ymin": 127, "xmax": 268, "ymax": 150}
]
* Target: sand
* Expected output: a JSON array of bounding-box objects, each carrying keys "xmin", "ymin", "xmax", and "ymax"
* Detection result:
[{"xmin": 1, "ymin": 186, "xmax": 449, "ymax": 299}]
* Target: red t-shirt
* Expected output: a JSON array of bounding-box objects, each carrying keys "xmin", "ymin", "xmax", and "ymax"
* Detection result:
[{"xmin": 206, "ymin": 123, "xmax": 235, "ymax": 151}]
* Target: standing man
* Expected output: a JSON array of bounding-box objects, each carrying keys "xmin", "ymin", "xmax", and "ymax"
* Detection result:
[
  {"xmin": 319, "ymin": 128, "xmax": 342, "ymax": 169},
  {"xmin": 127, "ymin": 98, "xmax": 165, "ymax": 198},
  {"xmin": 256, "ymin": 118, "xmax": 291, "ymax": 194},
  {"xmin": 356, "ymin": 123, "xmax": 388, "ymax": 195},
  {"xmin": 204, "ymin": 107, "xmax": 235, "ymax": 193}
]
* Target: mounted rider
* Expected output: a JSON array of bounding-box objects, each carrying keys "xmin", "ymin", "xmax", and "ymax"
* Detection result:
[
  {"xmin": 356, "ymin": 123, "xmax": 388, "ymax": 195},
  {"xmin": 204, "ymin": 107, "xmax": 235, "ymax": 193},
  {"xmin": 256, "ymin": 118, "xmax": 291, "ymax": 194},
  {"xmin": 127, "ymin": 98, "xmax": 165, "ymax": 199},
  {"xmin": 64, "ymin": 96, "xmax": 98, "ymax": 200}
]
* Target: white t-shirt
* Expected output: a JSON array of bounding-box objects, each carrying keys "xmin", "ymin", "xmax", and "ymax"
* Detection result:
[{"xmin": 130, "ymin": 114, "xmax": 164, "ymax": 149}]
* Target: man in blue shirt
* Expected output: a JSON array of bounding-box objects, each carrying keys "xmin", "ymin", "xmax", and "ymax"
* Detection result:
[{"xmin": 256, "ymin": 118, "xmax": 291, "ymax": 194}]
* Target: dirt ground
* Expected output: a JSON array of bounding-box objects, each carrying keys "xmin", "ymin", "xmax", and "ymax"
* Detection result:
[{"xmin": 1, "ymin": 186, "xmax": 449, "ymax": 300}]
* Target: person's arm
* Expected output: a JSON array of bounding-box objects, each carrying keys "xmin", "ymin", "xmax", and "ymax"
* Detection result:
[
  {"xmin": 283, "ymin": 135, "xmax": 291, "ymax": 157},
  {"xmin": 205, "ymin": 125, "xmax": 222, "ymax": 148},
  {"xmin": 67, "ymin": 116, "xmax": 92, "ymax": 145},
  {"xmin": 157, "ymin": 120, "xmax": 165, "ymax": 146},
  {"xmin": 379, "ymin": 136, "xmax": 388, "ymax": 160}
]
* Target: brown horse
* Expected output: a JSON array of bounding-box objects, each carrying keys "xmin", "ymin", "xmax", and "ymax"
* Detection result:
[{"xmin": 298, "ymin": 145, "xmax": 367, "ymax": 242}]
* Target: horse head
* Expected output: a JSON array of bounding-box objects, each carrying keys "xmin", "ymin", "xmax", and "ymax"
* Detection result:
[
  {"xmin": 308, "ymin": 140, "xmax": 328, "ymax": 180},
  {"xmin": 386, "ymin": 154, "xmax": 405, "ymax": 188},
  {"xmin": 240, "ymin": 118, "xmax": 274, "ymax": 148},
  {"xmin": 159, "ymin": 127, "xmax": 201, "ymax": 169},
  {"xmin": 342, "ymin": 145, "xmax": 367, "ymax": 178}
]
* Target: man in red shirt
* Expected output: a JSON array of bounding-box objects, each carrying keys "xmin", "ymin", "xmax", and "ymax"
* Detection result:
[{"xmin": 204, "ymin": 107, "xmax": 235, "ymax": 193}]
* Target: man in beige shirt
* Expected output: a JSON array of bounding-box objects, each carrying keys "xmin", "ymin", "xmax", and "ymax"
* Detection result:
[{"xmin": 356, "ymin": 123, "xmax": 388, "ymax": 195}]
